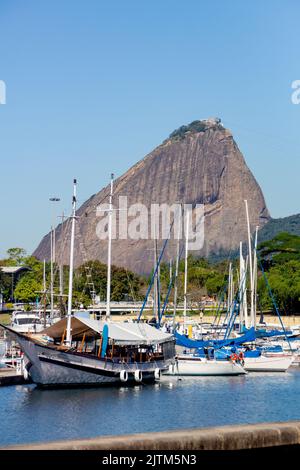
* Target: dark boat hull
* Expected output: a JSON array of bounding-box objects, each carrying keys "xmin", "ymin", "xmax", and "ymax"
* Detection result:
[{"xmin": 4, "ymin": 327, "xmax": 174, "ymax": 387}]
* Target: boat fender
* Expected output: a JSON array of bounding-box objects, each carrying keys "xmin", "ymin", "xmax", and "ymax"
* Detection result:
[
  {"xmin": 154, "ymin": 368, "xmax": 161, "ymax": 380},
  {"xmin": 23, "ymin": 367, "xmax": 29, "ymax": 381},
  {"xmin": 134, "ymin": 370, "xmax": 142, "ymax": 383},
  {"xmin": 120, "ymin": 370, "xmax": 128, "ymax": 382}
]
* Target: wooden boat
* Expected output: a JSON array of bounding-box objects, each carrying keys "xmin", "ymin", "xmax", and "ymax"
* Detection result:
[
  {"xmin": 0, "ymin": 178, "xmax": 176, "ymax": 387},
  {"xmin": 2, "ymin": 317, "xmax": 175, "ymax": 387}
]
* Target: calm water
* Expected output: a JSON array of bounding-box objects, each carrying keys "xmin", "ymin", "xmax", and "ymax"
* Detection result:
[{"xmin": 1, "ymin": 369, "xmax": 300, "ymax": 446}]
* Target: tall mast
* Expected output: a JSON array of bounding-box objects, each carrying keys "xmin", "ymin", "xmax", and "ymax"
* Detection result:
[
  {"xmin": 156, "ymin": 241, "xmax": 161, "ymax": 321},
  {"xmin": 173, "ymin": 205, "xmax": 182, "ymax": 325},
  {"xmin": 43, "ymin": 259, "xmax": 47, "ymax": 328},
  {"xmin": 153, "ymin": 236, "xmax": 158, "ymax": 319},
  {"xmin": 153, "ymin": 218, "xmax": 161, "ymax": 322},
  {"xmin": 106, "ymin": 173, "xmax": 114, "ymax": 320},
  {"xmin": 239, "ymin": 243, "xmax": 244, "ymax": 330},
  {"xmin": 43, "ymin": 259, "xmax": 46, "ymax": 293},
  {"xmin": 244, "ymin": 200, "xmax": 254, "ymax": 328},
  {"xmin": 66, "ymin": 179, "xmax": 77, "ymax": 346},
  {"xmin": 59, "ymin": 211, "xmax": 65, "ymax": 298},
  {"xmin": 244, "ymin": 255, "xmax": 249, "ymax": 328},
  {"xmin": 239, "ymin": 242, "xmax": 249, "ymax": 331},
  {"xmin": 252, "ymin": 226, "xmax": 259, "ymax": 329},
  {"xmin": 50, "ymin": 229, "xmax": 54, "ymax": 320},
  {"xmin": 183, "ymin": 209, "xmax": 190, "ymax": 323},
  {"xmin": 227, "ymin": 262, "xmax": 232, "ymax": 313}
]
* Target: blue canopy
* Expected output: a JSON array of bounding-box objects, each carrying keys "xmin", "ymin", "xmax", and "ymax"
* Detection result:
[
  {"xmin": 175, "ymin": 327, "xmax": 256, "ymax": 349},
  {"xmin": 255, "ymin": 328, "xmax": 293, "ymax": 338}
]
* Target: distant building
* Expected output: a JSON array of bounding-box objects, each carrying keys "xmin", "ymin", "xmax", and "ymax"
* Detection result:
[{"xmin": 0, "ymin": 266, "xmax": 30, "ymax": 302}]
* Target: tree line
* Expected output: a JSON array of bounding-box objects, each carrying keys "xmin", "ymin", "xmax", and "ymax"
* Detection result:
[{"xmin": 1, "ymin": 232, "xmax": 300, "ymax": 314}]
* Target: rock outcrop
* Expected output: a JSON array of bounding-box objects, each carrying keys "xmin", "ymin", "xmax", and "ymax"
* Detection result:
[{"xmin": 33, "ymin": 118, "xmax": 270, "ymax": 273}]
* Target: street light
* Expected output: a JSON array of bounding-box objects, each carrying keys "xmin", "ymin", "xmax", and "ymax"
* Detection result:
[
  {"xmin": 49, "ymin": 197, "xmax": 61, "ymax": 262},
  {"xmin": 49, "ymin": 197, "xmax": 61, "ymax": 319}
]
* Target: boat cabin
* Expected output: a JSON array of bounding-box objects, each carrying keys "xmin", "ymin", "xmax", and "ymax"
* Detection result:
[{"xmin": 38, "ymin": 316, "xmax": 175, "ymax": 364}]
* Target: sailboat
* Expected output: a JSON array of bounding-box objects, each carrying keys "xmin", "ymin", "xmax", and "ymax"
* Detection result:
[
  {"xmin": 166, "ymin": 355, "xmax": 246, "ymax": 376},
  {"xmin": 0, "ymin": 178, "xmax": 175, "ymax": 387},
  {"xmin": 236, "ymin": 201, "xmax": 293, "ymax": 372},
  {"xmin": 167, "ymin": 210, "xmax": 246, "ymax": 377}
]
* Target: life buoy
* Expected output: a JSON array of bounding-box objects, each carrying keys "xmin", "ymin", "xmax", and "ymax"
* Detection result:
[
  {"xmin": 230, "ymin": 353, "xmax": 238, "ymax": 362},
  {"xmin": 238, "ymin": 352, "xmax": 245, "ymax": 366}
]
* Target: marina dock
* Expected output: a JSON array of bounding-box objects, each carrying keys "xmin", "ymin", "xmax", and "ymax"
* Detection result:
[{"xmin": 0, "ymin": 368, "xmax": 27, "ymax": 387}]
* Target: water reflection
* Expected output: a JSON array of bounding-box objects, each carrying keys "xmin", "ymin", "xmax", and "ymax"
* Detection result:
[{"xmin": 0, "ymin": 369, "xmax": 300, "ymax": 446}]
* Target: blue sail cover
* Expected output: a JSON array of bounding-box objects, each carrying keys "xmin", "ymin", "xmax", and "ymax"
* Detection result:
[
  {"xmin": 175, "ymin": 327, "xmax": 256, "ymax": 349},
  {"xmin": 255, "ymin": 328, "xmax": 293, "ymax": 338}
]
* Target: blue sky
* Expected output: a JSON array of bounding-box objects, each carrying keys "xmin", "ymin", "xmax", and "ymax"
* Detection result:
[{"xmin": 0, "ymin": 0, "xmax": 299, "ymax": 257}]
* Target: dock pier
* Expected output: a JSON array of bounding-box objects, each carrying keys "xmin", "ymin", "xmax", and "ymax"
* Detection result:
[{"xmin": 0, "ymin": 368, "xmax": 27, "ymax": 386}]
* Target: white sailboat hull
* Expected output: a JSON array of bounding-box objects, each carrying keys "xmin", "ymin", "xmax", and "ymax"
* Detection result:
[
  {"xmin": 165, "ymin": 356, "xmax": 246, "ymax": 376},
  {"xmin": 244, "ymin": 355, "xmax": 293, "ymax": 372}
]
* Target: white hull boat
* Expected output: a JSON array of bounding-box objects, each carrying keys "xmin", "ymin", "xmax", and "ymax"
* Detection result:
[
  {"xmin": 10, "ymin": 311, "xmax": 44, "ymax": 334},
  {"xmin": 165, "ymin": 355, "xmax": 246, "ymax": 376},
  {"xmin": 244, "ymin": 355, "xmax": 294, "ymax": 372}
]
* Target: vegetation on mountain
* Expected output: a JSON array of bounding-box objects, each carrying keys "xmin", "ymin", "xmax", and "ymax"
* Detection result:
[
  {"xmin": 257, "ymin": 232, "xmax": 300, "ymax": 314},
  {"xmin": 168, "ymin": 119, "xmax": 223, "ymax": 141},
  {"xmin": 258, "ymin": 214, "xmax": 300, "ymax": 243}
]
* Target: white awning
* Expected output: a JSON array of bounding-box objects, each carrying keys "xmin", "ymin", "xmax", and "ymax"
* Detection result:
[
  {"xmin": 1, "ymin": 266, "xmax": 29, "ymax": 274},
  {"xmin": 100, "ymin": 321, "xmax": 173, "ymax": 345}
]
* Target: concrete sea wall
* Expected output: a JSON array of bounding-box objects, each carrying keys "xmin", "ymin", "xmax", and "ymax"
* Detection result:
[{"xmin": 4, "ymin": 421, "xmax": 300, "ymax": 450}]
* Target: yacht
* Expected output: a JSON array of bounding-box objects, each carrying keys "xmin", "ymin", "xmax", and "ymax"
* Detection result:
[{"xmin": 11, "ymin": 311, "xmax": 44, "ymax": 334}]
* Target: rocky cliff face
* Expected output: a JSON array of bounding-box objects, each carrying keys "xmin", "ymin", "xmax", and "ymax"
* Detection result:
[{"xmin": 33, "ymin": 119, "xmax": 270, "ymax": 273}]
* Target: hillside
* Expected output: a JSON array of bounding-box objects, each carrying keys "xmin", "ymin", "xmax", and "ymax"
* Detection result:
[
  {"xmin": 258, "ymin": 214, "xmax": 300, "ymax": 243},
  {"xmin": 34, "ymin": 118, "xmax": 270, "ymax": 274}
]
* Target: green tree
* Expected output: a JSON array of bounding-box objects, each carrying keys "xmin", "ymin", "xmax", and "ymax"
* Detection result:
[
  {"xmin": 258, "ymin": 232, "xmax": 300, "ymax": 268},
  {"xmin": 257, "ymin": 260, "xmax": 300, "ymax": 314},
  {"xmin": 14, "ymin": 276, "xmax": 42, "ymax": 303},
  {"xmin": 159, "ymin": 255, "xmax": 228, "ymax": 302},
  {"xmin": 0, "ymin": 270, "xmax": 12, "ymax": 301},
  {"xmin": 73, "ymin": 260, "xmax": 141, "ymax": 305},
  {"xmin": 6, "ymin": 248, "xmax": 27, "ymax": 266}
]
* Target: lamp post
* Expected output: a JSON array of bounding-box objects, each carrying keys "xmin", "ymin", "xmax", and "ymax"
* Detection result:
[
  {"xmin": 106, "ymin": 174, "xmax": 114, "ymax": 321},
  {"xmin": 49, "ymin": 197, "xmax": 61, "ymax": 320}
]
